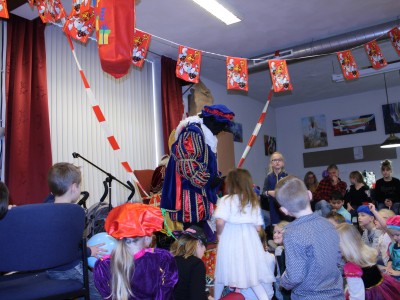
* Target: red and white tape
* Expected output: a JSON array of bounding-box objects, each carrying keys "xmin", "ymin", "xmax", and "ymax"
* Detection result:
[
  {"xmin": 237, "ymin": 87, "xmax": 273, "ymax": 168},
  {"xmin": 66, "ymin": 36, "xmax": 149, "ymax": 198}
]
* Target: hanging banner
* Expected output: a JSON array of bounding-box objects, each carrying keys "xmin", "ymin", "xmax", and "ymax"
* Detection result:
[
  {"xmin": 36, "ymin": 0, "xmax": 66, "ymax": 23},
  {"xmin": 388, "ymin": 27, "xmax": 400, "ymax": 56},
  {"xmin": 0, "ymin": 0, "xmax": 9, "ymax": 19},
  {"xmin": 63, "ymin": 7, "xmax": 95, "ymax": 44},
  {"xmin": 364, "ymin": 40, "xmax": 387, "ymax": 69},
  {"xmin": 72, "ymin": 0, "xmax": 91, "ymax": 15},
  {"xmin": 96, "ymin": 0, "xmax": 135, "ymax": 79},
  {"xmin": 337, "ymin": 50, "xmax": 359, "ymax": 80},
  {"xmin": 132, "ymin": 29, "xmax": 152, "ymax": 68},
  {"xmin": 268, "ymin": 59, "xmax": 293, "ymax": 93},
  {"xmin": 226, "ymin": 57, "xmax": 248, "ymax": 91},
  {"xmin": 176, "ymin": 45, "xmax": 202, "ymax": 83}
]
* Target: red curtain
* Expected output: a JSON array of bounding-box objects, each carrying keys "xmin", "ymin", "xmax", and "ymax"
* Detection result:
[
  {"xmin": 5, "ymin": 16, "xmax": 52, "ymax": 205},
  {"xmin": 161, "ymin": 56, "xmax": 184, "ymax": 154}
]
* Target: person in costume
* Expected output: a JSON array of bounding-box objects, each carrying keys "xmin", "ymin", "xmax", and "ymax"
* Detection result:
[
  {"xmin": 93, "ymin": 203, "xmax": 178, "ymax": 300},
  {"xmin": 161, "ymin": 104, "xmax": 235, "ymax": 237},
  {"xmin": 337, "ymin": 223, "xmax": 400, "ymax": 299}
]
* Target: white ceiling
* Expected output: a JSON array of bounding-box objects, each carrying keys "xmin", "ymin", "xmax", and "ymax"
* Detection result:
[{"xmin": 11, "ymin": 0, "xmax": 400, "ymax": 107}]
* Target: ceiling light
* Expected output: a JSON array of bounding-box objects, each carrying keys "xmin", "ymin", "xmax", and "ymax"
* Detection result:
[
  {"xmin": 192, "ymin": 0, "xmax": 241, "ymax": 25},
  {"xmin": 381, "ymin": 133, "xmax": 400, "ymax": 148},
  {"xmin": 332, "ymin": 61, "xmax": 400, "ymax": 83},
  {"xmin": 380, "ymin": 73, "xmax": 400, "ymax": 148}
]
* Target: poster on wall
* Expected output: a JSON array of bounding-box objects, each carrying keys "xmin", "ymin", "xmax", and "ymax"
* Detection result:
[
  {"xmin": 264, "ymin": 135, "xmax": 276, "ymax": 156},
  {"xmin": 382, "ymin": 103, "xmax": 400, "ymax": 134},
  {"xmin": 230, "ymin": 122, "xmax": 243, "ymax": 143},
  {"xmin": 301, "ymin": 115, "xmax": 328, "ymax": 149},
  {"xmin": 332, "ymin": 114, "xmax": 376, "ymax": 136}
]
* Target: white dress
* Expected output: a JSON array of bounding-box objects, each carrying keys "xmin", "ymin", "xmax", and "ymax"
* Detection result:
[{"xmin": 214, "ymin": 194, "xmax": 270, "ymax": 288}]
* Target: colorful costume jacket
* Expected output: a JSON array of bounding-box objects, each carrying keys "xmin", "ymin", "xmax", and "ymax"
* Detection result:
[{"xmin": 161, "ymin": 116, "xmax": 219, "ymax": 223}]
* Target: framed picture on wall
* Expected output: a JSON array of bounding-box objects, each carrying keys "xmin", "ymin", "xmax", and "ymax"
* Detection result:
[
  {"xmin": 301, "ymin": 114, "xmax": 328, "ymax": 149},
  {"xmin": 230, "ymin": 122, "xmax": 243, "ymax": 143},
  {"xmin": 382, "ymin": 103, "xmax": 400, "ymax": 134},
  {"xmin": 264, "ymin": 135, "xmax": 276, "ymax": 156},
  {"xmin": 332, "ymin": 114, "xmax": 376, "ymax": 136}
]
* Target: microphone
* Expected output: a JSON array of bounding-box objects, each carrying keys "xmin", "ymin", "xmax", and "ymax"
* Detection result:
[
  {"xmin": 77, "ymin": 191, "xmax": 89, "ymax": 208},
  {"xmin": 72, "ymin": 152, "xmax": 80, "ymax": 158}
]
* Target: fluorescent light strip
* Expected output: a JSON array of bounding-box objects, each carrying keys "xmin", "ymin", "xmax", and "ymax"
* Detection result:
[
  {"xmin": 332, "ymin": 62, "xmax": 400, "ymax": 82},
  {"xmin": 192, "ymin": 0, "xmax": 241, "ymax": 25}
]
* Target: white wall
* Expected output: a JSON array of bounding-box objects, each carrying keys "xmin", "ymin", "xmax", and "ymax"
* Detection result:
[
  {"xmin": 276, "ymin": 85, "xmax": 400, "ymax": 186},
  {"xmin": 199, "ymin": 77, "xmax": 277, "ymax": 187}
]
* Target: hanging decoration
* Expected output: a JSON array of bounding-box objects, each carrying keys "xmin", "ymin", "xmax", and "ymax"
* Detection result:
[
  {"xmin": 36, "ymin": 0, "xmax": 66, "ymax": 23},
  {"xmin": 226, "ymin": 57, "xmax": 248, "ymax": 91},
  {"xmin": 337, "ymin": 50, "xmax": 359, "ymax": 80},
  {"xmin": 388, "ymin": 27, "xmax": 400, "ymax": 56},
  {"xmin": 364, "ymin": 40, "xmax": 387, "ymax": 69},
  {"xmin": 72, "ymin": 0, "xmax": 91, "ymax": 15},
  {"xmin": 95, "ymin": 0, "xmax": 135, "ymax": 79},
  {"xmin": 0, "ymin": 0, "xmax": 9, "ymax": 19},
  {"xmin": 175, "ymin": 45, "xmax": 202, "ymax": 83},
  {"xmin": 131, "ymin": 29, "xmax": 152, "ymax": 68},
  {"xmin": 63, "ymin": 7, "xmax": 96, "ymax": 44},
  {"xmin": 268, "ymin": 60, "xmax": 292, "ymax": 93}
]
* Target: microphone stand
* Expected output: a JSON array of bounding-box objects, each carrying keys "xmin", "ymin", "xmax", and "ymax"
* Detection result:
[{"xmin": 72, "ymin": 152, "xmax": 135, "ymax": 211}]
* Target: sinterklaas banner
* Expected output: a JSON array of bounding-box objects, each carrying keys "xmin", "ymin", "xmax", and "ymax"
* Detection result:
[
  {"xmin": 226, "ymin": 57, "xmax": 248, "ymax": 91},
  {"xmin": 176, "ymin": 45, "xmax": 202, "ymax": 83},
  {"xmin": 268, "ymin": 59, "xmax": 293, "ymax": 93},
  {"xmin": 337, "ymin": 50, "xmax": 359, "ymax": 80},
  {"xmin": 364, "ymin": 40, "xmax": 387, "ymax": 69}
]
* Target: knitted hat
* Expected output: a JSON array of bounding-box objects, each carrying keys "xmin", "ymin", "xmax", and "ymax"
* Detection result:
[
  {"xmin": 356, "ymin": 205, "xmax": 374, "ymax": 217},
  {"xmin": 201, "ymin": 104, "xmax": 235, "ymax": 127},
  {"xmin": 387, "ymin": 215, "xmax": 400, "ymax": 231},
  {"xmin": 105, "ymin": 203, "xmax": 163, "ymax": 239}
]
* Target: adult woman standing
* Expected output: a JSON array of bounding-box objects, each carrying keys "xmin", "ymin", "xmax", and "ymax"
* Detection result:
[{"xmin": 262, "ymin": 152, "xmax": 288, "ymax": 226}]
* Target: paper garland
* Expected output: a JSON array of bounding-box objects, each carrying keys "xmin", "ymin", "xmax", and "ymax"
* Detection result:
[
  {"xmin": 364, "ymin": 40, "xmax": 387, "ymax": 69},
  {"xmin": 337, "ymin": 50, "xmax": 359, "ymax": 80},
  {"xmin": 268, "ymin": 60, "xmax": 293, "ymax": 92},
  {"xmin": 226, "ymin": 57, "xmax": 248, "ymax": 91},
  {"xmin": 132, "ymin": 29, "xmax": 152, "ymax": 68},
  {"xmin": 176, "ymin": 45, "xmax": 202, "ymax": 83},
  {"xmin": 0, "ymin": 0, "xmax": 9, "ymax": 19}
]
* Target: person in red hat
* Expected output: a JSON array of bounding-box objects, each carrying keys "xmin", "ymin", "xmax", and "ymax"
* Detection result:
[
  {"xmin": 93, "ymin": 203, "xmax": 178, "ymax": 299},
  {"xmin": 161, "ymin": 104, "xmax": 235, "ymax": 242}
]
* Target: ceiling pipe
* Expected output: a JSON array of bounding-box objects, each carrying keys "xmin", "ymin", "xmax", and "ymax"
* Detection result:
[{"xmin": 248, "ymin": 19, "xmax": 400, "ymax": 74}]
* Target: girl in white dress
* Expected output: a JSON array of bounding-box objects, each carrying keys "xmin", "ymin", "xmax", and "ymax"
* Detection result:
[{"xmin": 214, "ymin": 168, "xmax": 271, "ymax": 300}]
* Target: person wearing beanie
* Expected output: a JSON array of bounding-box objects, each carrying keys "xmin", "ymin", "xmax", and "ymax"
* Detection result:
[
  {"xmin": 93, "ymin": 203, "xmax": 178, "ymax": 300},
  {"xmin": 161, "ymin": 104, "xmax": 235, "ymax": 241},
  {"xmin": 357, "ymin": 205, "xmax": 382, "ymax": 253},
  {"xmin": 386, "ymin": 215, "xmax": 400, "ymax": 280}
]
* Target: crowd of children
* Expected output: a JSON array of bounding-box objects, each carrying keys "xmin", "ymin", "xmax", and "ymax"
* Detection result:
[{"xmin": 3, "ymin": 155, "xmax": 400, "ymax": 300}]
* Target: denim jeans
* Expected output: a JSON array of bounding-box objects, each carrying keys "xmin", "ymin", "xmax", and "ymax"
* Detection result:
[{"xmin": 46, "ymin": 261, "xmax": 102, "ymax": 300}]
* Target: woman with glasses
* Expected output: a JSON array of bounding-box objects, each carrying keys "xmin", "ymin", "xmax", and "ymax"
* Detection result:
[
  {"xmin": 262, "ymin": 152, "xmax": 288, "ymax": 226},
  {"xmin": 304, "ymin": 171, "xmax": 319, "ymax": 194}
]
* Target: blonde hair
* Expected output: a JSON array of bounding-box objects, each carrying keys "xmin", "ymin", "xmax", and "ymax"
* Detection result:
[
  {"xmin": 275, "ymin": 176, "xmax": 309, "ymax": 214},
  {"xmin": 274, "ymin": 220, "xmax": 289, "ymax": 230},
  {"xmin": 226, "ymin": 168, "xmax": 259, "ymax": 211},
  {"xmin": 170, "ymin": 234, "xmax": 198, "ymax": 259},
  {"xmin": 336, "ymin": 223, "xmax": 377, "ymax": 267},
  {"xmin": 378, "ymin": 208, "xmax": 395, "ymax": 219},
  {"xmin": 109, "ymin": 237, "xmax": 145, "ymax": 300},
  {"xmin": 268, "ymin": 151, "xmax": 285, "ymax": 174}
]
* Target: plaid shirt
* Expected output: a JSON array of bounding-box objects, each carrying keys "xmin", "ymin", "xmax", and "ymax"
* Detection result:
[{"xmin": 313, "ymin": 177, "xmax": 347, "ymax": 201}]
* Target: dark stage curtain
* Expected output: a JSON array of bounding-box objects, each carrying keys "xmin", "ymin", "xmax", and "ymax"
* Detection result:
[
  {"xmin": 161, "ymin": 56, "xmax": 184, "ymax": 154},
  {"xmin": 5, "ymin": 16, "xmax": 52, "ymax": 205}
]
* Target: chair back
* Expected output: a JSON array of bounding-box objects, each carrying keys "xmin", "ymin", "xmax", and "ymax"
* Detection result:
[{"xmin": 0, "ymin": 203, "xmax": 85, "ymax": 272}]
